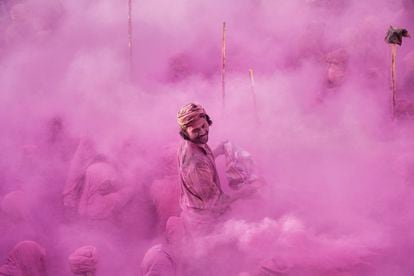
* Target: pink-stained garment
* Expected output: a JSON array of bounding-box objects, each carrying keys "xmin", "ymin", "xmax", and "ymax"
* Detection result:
[
  {"xmin": 151, "ymin": 176, "xmax": 181, "ymax": 232},
  {"xmin": 77, "ymin": 162, "xmax": 125, "ymax": 220},
  {"xmin": 165, "ymin": 216, "xmax": 186, "ymax": 249},
  {"xmin": 63, "ymin": 138, "xmax": 99, "ymax": 210},
  {"xmin": 141, "ymin": 244, "xmax": 176, "ymax": 276},
  {"xmin": 68, "ymin": 246, "xmax": 97, "ymax": 276},
  {"xmin": 178, "ymin": 140, "xmax": 230, "ymax": 236},
  {"xmin": 150, "ymin": 143, "xmax": 181, "ymax": 232},
  {"xmin": 5, "ymin": 0, "xmax": 63, "ymax": 42},
  {"xmin": 177, "ymin": 140, "xmax": 227, "ymax": 216},
  {"xmin": 253, "ymin": 258, "xmax": 291, "ymax": 276},
  {"xmin": 325, "ymin": 48, "xmax": 348, "ymax": 88},
  {"xmin": 223, "ymin": 142, "xmax": 258, "ymax": 190},
  {"xmin": 140, "ymin": 217, "xmax": 184, "ymax": 276},
  {"xmin": 0, "ymin": 241, "xmax": 46, "ymax": 276}
]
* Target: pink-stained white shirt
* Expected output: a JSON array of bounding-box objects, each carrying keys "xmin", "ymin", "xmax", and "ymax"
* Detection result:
[{"xmin": 177, "ymin": 140, "xmax": 225, "ymax": 215}]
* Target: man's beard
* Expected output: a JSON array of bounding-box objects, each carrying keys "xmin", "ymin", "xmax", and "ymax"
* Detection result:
[{"xmin": 192, "ymin": 133, "xmax": 209, "ymax": 144}]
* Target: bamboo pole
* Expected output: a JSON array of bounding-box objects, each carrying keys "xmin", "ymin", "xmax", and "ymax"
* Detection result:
[
  {"xmin": 221, "ymin": 22, "xmax": 226, "ymax": 111},
  {"xmin": 391, "ymin": 44, "xmax": 397, "ymax": 116},
  {"xmin": 128, "ymin": 0, "xmax": 133, "ymax": 78},
  {"xmin": 249, "ymin": 69, "xmax": 259, "ymax": 123}
]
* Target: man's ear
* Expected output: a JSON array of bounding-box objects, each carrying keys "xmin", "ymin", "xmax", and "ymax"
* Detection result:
[
  {"xmin": 179, "ymin": 129, "xmax": 190, "ymax": 140},
  {"xmin": 205, "ymin": 114, "xmax": 213, "ymax": 126}
]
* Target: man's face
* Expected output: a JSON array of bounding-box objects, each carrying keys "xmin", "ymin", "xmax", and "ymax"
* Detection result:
[{"xmin": 186, "ymin": 116, "xmax": 209, "ymax": 144}]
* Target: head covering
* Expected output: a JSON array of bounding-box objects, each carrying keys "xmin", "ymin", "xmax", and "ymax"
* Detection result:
[
  {"xmin": 68, "ymin": 246, "xmax": 97, "ymax": 276},
  {"xmin": 1, "ymin": 190, "xmax": 29, "ymax": 222},
  {"xmin": 0, "ymin": 240, "xmax": 46, "ymax": 276},
  {"xmin": 63, "ymin": 137, "xmax": 99, "ymax": 210},
  {"xmin": 77, "ymin": 162, "xmax": 120, "ymax": 220},
  {"xmin": 177, "ymin": 103, "xmax": 207, "ymax": 129},
  {"xmin": 141, "ymin": 244, "xmax": 176, "ymax": 276}
]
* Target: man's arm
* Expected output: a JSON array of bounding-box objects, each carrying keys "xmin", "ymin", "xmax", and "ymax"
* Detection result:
[
  {"xmin": 184, "ymin": 161, "xmax": 221, "ymax": 202},
  {"xmin": 212, "ymin": 141, "xmax": 228, "ymax": 158}
]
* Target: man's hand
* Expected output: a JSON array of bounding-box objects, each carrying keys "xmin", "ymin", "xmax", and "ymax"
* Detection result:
[
  {"xmin": 231, "ymin": 184, "xmax": 258, "ymax": 201},
  {"xmin": 213, "ymin": 140, "xmax": 229, "ymax": 158},
  {"xmin": 230, "ymin": 178, "xmax": 265, "ymax": 202}
]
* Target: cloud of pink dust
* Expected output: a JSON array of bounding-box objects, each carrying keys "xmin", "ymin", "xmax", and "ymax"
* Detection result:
[{"xmin": 1, "ymin": 0, "xmax": 414, "ymax": 275}]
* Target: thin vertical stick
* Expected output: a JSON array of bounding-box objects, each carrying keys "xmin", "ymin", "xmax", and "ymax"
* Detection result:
[
  {"xmin": 128, "ymin": 0, "xmax": 133, "ymax": 78},
  {"xmin": 221, "ymin": 22, "xmax": 226, "ymax": 111},
  {"xmin": 391, "ymin": 44, "xmax": 397, "ymax": 117},
  {"xmin": 249, "ymin": 69, "xmax": 259, "ymax": 123}
]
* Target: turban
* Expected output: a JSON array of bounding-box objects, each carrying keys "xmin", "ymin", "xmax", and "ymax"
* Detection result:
[
  {"xmin": 177, "ymin": 103, "xmax": 206, "ymax": 129},
  {"xmin": 77, "ymin": 162, "xmax": 121, "ymax": 220},
  {"xmin": 68, "ymin": 246, "xmax": 97, "ymax": 275},
  {"xmin": 0, "ymin": 241, "xmax": 46, "ymax": 276},
  {"xmin": 1, "ymin": 190, "xmax": 29, "ymax": 222},
  {"xmin": 63, "ymin": 138, "xmax": 98, "ymax": 210},
  {"xmin": 141, "ymin": 244, "xmax": 175, "ymax": 276}
]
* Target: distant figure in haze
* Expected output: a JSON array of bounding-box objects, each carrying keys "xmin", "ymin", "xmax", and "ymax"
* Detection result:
[
  {"xmin": 0, "ymin": 191, "xmax": 40, "ymax": 258},
  {"xmin": 0, "ymin": 240, "xmax": 47, "ymax": 276},
  {"xmin": 316, "ymin": 48, "xmax": 349, "ymax": 102},
  {"xmin": 1, "ymin": 190, "xmax": 29, "ymax": 223},
  {"xmin": 140, "ymin": 216, "xmax": 186, "ymax": 276},
  {"xmin": 42, "ymin": 116, "xmax": 76, "ymax": 162},
  {"xmin": 38, "ymin": 116, "xmax": 77, "ymax": 211},
  {"xmin": 141, "ymin": 244, "xmax": 175, "ymax": 276},
  {"xmin": 150, "ymin": 144, "xmax": 181, "ymax": 233},
  {"xmin": 325, "ymin": 48, "xmax": 348, "ymax": 88},
  {"xmin": 68, "ymin": 246, "xmax": 97, "ymax": 276},
  {"xmin": 63, "ymin": 137, "xmax": 103, "ymax": 218},
  {"xmin": 4, "ymin": 0, "xmax": 64, "ymax": 43},
  {"xmin": 63, "ymin": 138, "xmax": 133, "ymax": 221}
]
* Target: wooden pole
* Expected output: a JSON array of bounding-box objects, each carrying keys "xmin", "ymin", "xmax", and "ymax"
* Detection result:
[
  {"xmin": 128, "ymin": 0, "xmax": 133, "ymax": 78},
  {"xmin": 391, "ymin": 44, "xmax": 397, "ymax": 116},
  {"xmin": 221, "ymin": 22, "xmax": 226, "ymax": 111},
  {"xmin": 249, "ymin": 69, "xmax": 259, "ymax": 123}
]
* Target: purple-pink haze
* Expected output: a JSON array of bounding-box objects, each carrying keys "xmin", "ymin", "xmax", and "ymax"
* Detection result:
[{"xmin": 1, "ymin": 0, "xmax": 414, "ymax": 275}]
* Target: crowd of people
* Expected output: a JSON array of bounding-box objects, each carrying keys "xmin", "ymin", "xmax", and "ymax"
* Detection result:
[
  {"xmin": 2, "ymin": 0, "xmax": 414, "ymax": 274},
  {"xmin": 0, "ymin": 103, "xmax": 267, "ymax": 275}
]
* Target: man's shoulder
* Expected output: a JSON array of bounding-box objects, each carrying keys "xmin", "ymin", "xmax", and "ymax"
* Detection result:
[
  {"xmin": 178, "ymin": 141, "xmax": 210, "ymax": 168},
  {"xmin": 179, "ymin": 140, "xmax": 208, "ymax": 157}
]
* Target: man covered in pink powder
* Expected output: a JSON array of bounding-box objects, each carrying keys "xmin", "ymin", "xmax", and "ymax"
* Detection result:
[
  {"xmin": 176, "ymin": 103, "xmax": 230, "ymax": 233},
  {"xmin": 176, "ymin": 103, "xmax": 254, "ymax": 235}
]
